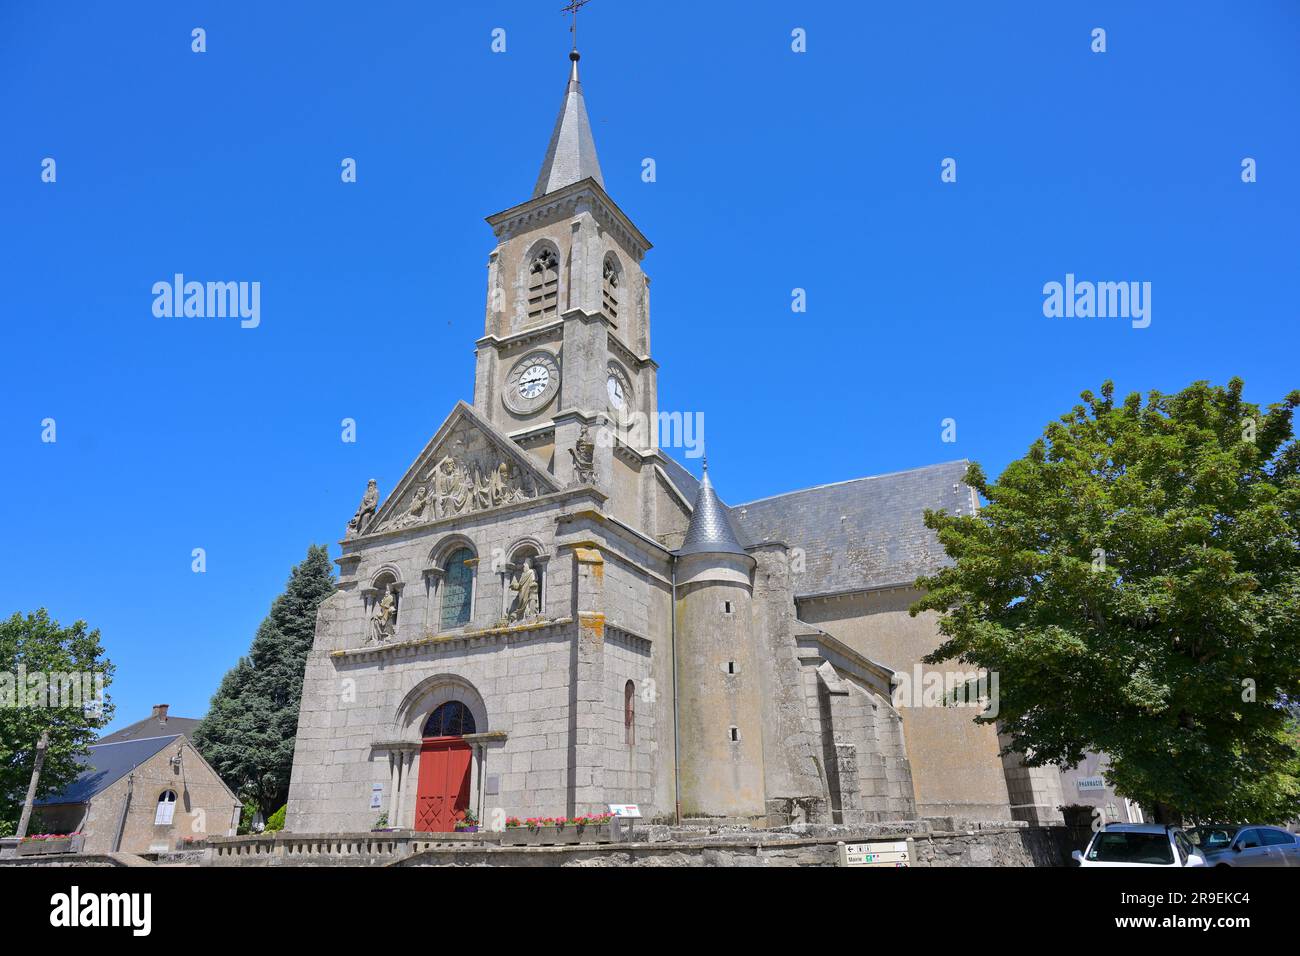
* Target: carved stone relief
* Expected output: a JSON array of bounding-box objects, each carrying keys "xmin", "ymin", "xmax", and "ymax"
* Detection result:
[
  {"xmin": 372, "ymin": 429, "xmax": 542, "ymax": 533},
  {"xmin": 568, "ymin": 423, "xmax": 596, "ymax": 485}
]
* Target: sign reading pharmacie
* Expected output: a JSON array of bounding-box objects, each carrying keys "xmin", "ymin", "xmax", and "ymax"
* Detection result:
[{"xmin": 837, "ymin": 840, "xmax": 911, "ymax": 868}]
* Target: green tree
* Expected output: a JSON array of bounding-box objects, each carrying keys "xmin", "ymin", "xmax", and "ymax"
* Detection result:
[
  {"xmin": 912, "ymin": 379, "xmax": 1300, "ymax": 823},
  {"xmin": 193, "ymin": 545, "xmax": 334, "ymax": 820},
  {"xmin": 0, "ymin": 610, "xmax": 115, "ymax": 823}
]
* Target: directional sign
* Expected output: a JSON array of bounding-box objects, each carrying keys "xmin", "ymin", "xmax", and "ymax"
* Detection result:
[{"xmin": 838, "ymin": 840, "xmax": 910, "ymax": 867}]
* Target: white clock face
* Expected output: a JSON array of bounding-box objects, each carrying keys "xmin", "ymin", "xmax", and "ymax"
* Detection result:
[
  {"xmin": 519, "ymin": 364, "xmax": 549, "ymax": 399},
  {"xmin": 607, "ymin": 375, "xmax": 625, "ymax": 409},
  {"xmin": 503, "ymin": 350, "xmax": 560, "ymax": 415}
]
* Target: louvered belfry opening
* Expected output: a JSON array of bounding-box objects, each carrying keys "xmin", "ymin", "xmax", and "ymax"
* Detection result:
[
  {"xmin": 527, "ymin": 248, "xmax": 560, "ymax": 320},
  {"xmin": 602, "ymin": 255, "xmax": 619, "ymax": 319}
]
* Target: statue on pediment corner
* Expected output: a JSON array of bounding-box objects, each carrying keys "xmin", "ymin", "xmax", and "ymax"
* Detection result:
[{"xmin": 346, "ymin": 479, "xmax": 380, "ymax": 538}]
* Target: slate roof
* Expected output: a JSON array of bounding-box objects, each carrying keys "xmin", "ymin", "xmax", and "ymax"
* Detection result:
[
  {"xmin": 678, "ymin": 466, "xmax": 747, "ymax": 556},
  {"xmin": 719, "ymin": 459, "xmax": 974, "ymax": 597},
  {"xmin": 35, "ymin": 735, "xmax": 180, "ymax": 806},
  {"xmin": 659, "ymin": 454, "xmax": 701, "ymax": 504},
  {"xmin": 533, "ymin": 53, "xmax": 604, "ymax": 198},
  {"xmin": 97, "ymin": 715, "xmax": 201, "ymax": 745}
]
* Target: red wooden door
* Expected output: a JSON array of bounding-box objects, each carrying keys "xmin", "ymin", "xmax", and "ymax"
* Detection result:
[{"xmin": 414, "ymin": 739, "xmax": 472, "ymax": 832}]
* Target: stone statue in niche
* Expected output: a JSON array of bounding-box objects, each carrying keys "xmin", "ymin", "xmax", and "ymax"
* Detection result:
[
  {"xmin": 506, "ymin": 557, "xmax": 540, "ymax": 623},
  {"xmin": 368, "ymin": 585, "xmax": 397, "ymax": 645},
  {"xmin": 346, "ymin": 479, "xmax": 380, "ymax": 538},
  {"xmin": 569, "ymin": 424, "xmax": 596, "ymax": 484}
]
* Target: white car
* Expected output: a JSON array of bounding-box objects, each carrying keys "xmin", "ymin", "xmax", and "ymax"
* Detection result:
[{"xmin": 1073, "ymin": 824, "xmax": 1206, "ymax": 867}]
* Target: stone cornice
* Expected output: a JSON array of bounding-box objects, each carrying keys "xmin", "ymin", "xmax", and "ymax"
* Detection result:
[
  {"xmin": 340, "ymin": 485, "xmax": 605, "ymax": 551},
  {"xmin": 475, "ymin": 320, "xmax": 563, "ymax": 354},
  {"xmin": 556, "ymin": 512, "xmax": 674, "ymax": 582},
  {"xmin": 605, "ymin": 622, "xmax": 653, "ymax": 652},
  {"xmin": 485, "ymin": 178, "xmax": 651, "ymax": 260},
  {"xmin": 795, "ymin": 625, "xmax": 896, "ymax": 685},
  {"xmin": 795, "ymin": 581, "xmax": 922, "ymax": 604},
  {"xmin": 371, "ymin": 730, "xmax": 507, "ymax": 753},
  {"xmin": 330, "ymin": 617, "xmax": 574, "ymax": 663},
  {"xmin": 606, "ymin": 331, "xmax": 655, "ymax": 371}
]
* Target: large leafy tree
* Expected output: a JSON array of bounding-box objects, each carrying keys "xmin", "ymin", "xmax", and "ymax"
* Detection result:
[
  {"xmin": 0, "ymin": 610, "xmax": 115, "ymax": 824},
  {"xmin": 912, "ymin": 380, "xmax": 1300, "ymax": 823},
  {"xmin": 193, "ymin": 545, "xmax": 334, "ymax": 819}
]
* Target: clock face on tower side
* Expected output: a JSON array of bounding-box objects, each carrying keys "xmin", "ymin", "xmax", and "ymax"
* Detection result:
[
  {"xmin": 606, "ymin": 363, "xmax": 632, "ymax": 413},
  {"xmin": 504, "ymin": 350, "xmax": 560, "ymax": 415}
]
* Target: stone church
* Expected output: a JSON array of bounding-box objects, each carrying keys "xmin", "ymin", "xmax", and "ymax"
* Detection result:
[{"xmin": 285, "ymin": 48, "xmax": 1049, "ymax": 833}]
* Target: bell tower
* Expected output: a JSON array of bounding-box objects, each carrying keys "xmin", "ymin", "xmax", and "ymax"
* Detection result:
[{"xmin": 472, "ymin": 40, "xmax": 665, "ymax": 534}]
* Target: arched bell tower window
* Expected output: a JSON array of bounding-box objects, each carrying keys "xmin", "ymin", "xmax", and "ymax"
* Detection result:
[
  {"xmin": 423, "ymin": 700, "xmax": 476, "ymax": 739},
  {"xmin": 602, "ymin": 254, "xmax": 621, "ymax": 320},
  {"xmin": 440, "ymin": 547, "xmax": 476, "ymax": 629},
  {"xmin": 527, "ymin": 247, "xmax": 560, "ymax": 321}
]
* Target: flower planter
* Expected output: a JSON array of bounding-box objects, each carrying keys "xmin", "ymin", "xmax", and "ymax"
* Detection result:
[
  {"xmin": 502, "ymin": 824, "xmax": 612, "ymax": 847},
  {"xmin": 19, "ymin": 838, "xmax": 73, "ymax": 856}
]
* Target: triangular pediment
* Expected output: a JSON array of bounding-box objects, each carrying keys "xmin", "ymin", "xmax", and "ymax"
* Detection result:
[{"xmin": 365, "ymin": 402, "xmax": 560, "ymax": 536}]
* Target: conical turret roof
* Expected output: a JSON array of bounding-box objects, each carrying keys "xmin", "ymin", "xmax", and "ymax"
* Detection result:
[{"xmin": 678, "ymin": 462, "xmax": 747, "ymax": 557}]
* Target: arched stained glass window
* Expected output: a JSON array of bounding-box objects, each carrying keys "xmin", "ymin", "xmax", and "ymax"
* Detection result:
[
  {"xmin": 423, "ymin": 700, "xmax": 476, "ymax": 738},
  {"xmin": 440, "ymin": 547, "xmax": 474, "ymax": 629}
]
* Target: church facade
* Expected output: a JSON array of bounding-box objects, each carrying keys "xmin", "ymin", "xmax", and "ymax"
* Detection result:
[{"xmin": 285, "ymin": 50, "xmax": 1044, "ymax": 833}]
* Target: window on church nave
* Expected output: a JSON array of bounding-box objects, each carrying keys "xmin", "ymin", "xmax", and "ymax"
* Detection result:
[
  {"xmin": 602, "ymin": 254, "xmax": 620, "ymax": 320},
  {"xmin": 423, "ymin": 700, "xmax": 476, "ymax": 739},
  {"xmin": 527, "ymin": 247, "xmax": 559, "ymax": 321},
  {"xmin": 624, "ymin": 680, "xmax": 635, "ymax": 746},
  {"xmin": 440, "ymin": 547, "xmax": 475, "ymax": 629}
]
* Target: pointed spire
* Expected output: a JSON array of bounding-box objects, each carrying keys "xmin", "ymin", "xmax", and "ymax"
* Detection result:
[
  {"xmin": 533, "ymin": 50, "xmax": 604, "ymax": 198},
  {"xmin": 679, "ymin": 462, "xmax": 747, "ymax": 557}
]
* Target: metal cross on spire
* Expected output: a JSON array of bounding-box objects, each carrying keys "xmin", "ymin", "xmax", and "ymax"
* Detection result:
[{"xmin": 561, "ymin": 0, "xmax": 592, "ymax": 52}]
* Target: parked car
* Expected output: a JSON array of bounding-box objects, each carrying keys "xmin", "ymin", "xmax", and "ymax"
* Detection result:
[
  {"xmin": 1187, "ymin": 825, "xmax": 1300, "ymax": 867},
  {"xmin": 1072, "ymin": 824, "xmax": 1205, "ymax": 867}
]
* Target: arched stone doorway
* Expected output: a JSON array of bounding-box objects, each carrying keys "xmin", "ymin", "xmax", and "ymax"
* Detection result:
[{"xmin": 414, "ymin": 701, "xmax": 477, "ymax": 832}]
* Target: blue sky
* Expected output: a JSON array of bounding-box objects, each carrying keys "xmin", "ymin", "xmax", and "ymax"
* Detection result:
[{"xmin": 2, "ymin": 1, "xmax": 1297, "ymax": 732}]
